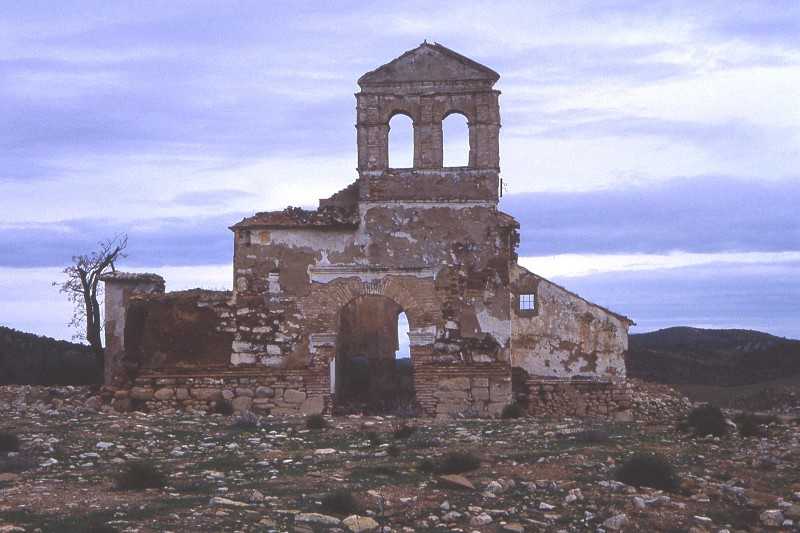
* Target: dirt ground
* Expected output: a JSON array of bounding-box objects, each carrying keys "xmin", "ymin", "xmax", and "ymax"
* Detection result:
[{"xmin": 1, "ymin": 386, "xmax": 799, "ymax": 532}]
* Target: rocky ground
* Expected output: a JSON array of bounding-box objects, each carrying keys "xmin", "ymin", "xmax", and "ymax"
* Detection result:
[{"xmin": 1, "ymin": 385, "xmax": 799, "ymax": 532}]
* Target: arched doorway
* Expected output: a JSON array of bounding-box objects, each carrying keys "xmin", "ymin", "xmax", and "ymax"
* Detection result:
[{"xmin": 334, "ymin": 295, "xmax": 415, "ymax": 414}]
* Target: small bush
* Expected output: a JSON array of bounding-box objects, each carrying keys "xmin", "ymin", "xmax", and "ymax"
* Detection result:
[
  {"xmin": 212, "ymin": 399, "xmax": 234, "ymax": 416},
  {"xmin": 417, "ymin": 458, "xmax": 435, "ymax": 473},
  {"xmin": 366, "ymin": 430, "xmax": 381, "ymax": 447},
  {"xmin": 392, "ymin": 423, "xmax": 416, "ymax": 440},
  {"xmin": 734, "ymin": 412, "xmax": 774, "ymax": 438},
  {"xmin": 0, "ymin": 453, "xmax": 36, "ymax": 474},
  {"xmin": 114, "ymin": 461, "xmax": 167, "ymax": 490},
  {"xmin": 575, "ymin": 428, "xmax": 611, "ymax": 443},
  {"xmin": 320, "ymin": 489, "xmax": 361, "ymax": 515},
  {"xmin": 350, "ymin": 465, "xmax": 400, "ymax": 479},
  {"xmin": 0, "ymin": 432, "xmax": 20, "ymax": 452},
  {"xmin": 501, "ymin": 402, "xmax": 525, "ymax": 419},
  {"xmin": 422, "ymin": 451, "xmax": 481, "ymax": 475},
  {"xmin": 230, "ymin": 411, "xmax": 260, "ymax": 432},
  {"xmin": 615, "ymin": 453, "xmax": 679, "ymax": 492},
  {"xmin": 306, "ymin": 414, "xmax": 328, "ymax": 430},
  {"xmin": 738, "ymin": 416, "xmax": 765, "ymax": 438},
  {"xmin": 686, "ymin": 404, "xmax": 727, "ymax": 437}
]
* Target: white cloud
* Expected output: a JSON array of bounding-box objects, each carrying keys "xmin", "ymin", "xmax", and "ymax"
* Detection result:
[
  {"xmin": 520, "ymin": 251, "xmax": 800, "ymax": 279},
  {"xmin": 0, "ymin": 263, "xmax": 231, "ymax": 342}
]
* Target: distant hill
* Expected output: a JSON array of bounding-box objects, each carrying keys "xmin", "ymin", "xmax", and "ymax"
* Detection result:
[
  {"xmin": 627, "ymin": 327, "xmax": 800, "ymax": 386},
  {"xmin": 0, "ymin": 325, "xmax": 99, "ymax": 385}
]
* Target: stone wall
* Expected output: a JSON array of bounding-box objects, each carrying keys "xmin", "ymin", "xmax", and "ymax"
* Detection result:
[
  {"xmin": 414, "ymin": 360, "xmax": 511, "ymax": 417},
  {"xmin": 116, "ymin": 368, "xmax": 328, "ymax": 415},
  {"xmin": 521, "ymin": 378, "xmax": 633, "ymax": 420}
]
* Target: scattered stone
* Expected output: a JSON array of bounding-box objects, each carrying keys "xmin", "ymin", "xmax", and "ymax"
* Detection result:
[
  {"xmin": 295, "ymin": 513, "xmax": 341, "ymax": 526},
  {"xmin": 246, "ymin": 489, "xmax": 265, "ymax": 503},
  {"xmin": 760, "ymin": 510, "xmax": 784, "ymax": 527},
  {"xmin": 209, "ymin": 497, "xmax": 250, "ymax": 508},
  {"xmin": 603, "ymin": 513, "xmax": 629, "ymax": 530},
  {"xmin": 342, "ymin": 515, "xmax": 380, "ymax": 532},
  {"xmin": 470, "ymin": 513, "xmax": 493, "ymax": 526},
  {"xmin": 785, "ymin": 505, "xmax": 800, "ymax": 520},
  {"xmin": 314, "ymin": 448, "xmax": 336, "ymax": 455},
  {"xmin": 438, "ymin": 474, "xmax": 475, "ymax": 490}
]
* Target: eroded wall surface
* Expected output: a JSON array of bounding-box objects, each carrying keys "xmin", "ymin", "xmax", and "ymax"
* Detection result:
[{"xmin": 510, "ymin": 264, "xmax": 629, "ymax": 380}]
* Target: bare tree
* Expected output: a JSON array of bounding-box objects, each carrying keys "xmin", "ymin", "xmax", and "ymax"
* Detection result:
[{"xmin": 55, "ymin": 234, "xmax": 128, "ymax": 374}]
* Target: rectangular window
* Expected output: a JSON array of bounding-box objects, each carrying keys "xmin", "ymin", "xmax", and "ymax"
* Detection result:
[{"xmin": 519, "ymin": 293, "xmax": 536, "ymax": 311}]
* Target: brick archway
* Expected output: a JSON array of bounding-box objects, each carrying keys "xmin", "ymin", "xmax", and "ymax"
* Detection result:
[{"xmin": 300, "ymin": 274, "xmax": 440, "ymax": 334}]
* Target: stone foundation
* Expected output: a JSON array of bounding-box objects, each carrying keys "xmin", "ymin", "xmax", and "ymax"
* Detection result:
[
  {"xmin": 522, "ymin": 379, "xmax": 633, "ymax": 420},
  {"xmin": 414, "ymin": 361, "xmax": 512, "ymax": 417},
  {"xmin": 115, "ymin": 369, "xmax": 329, "ymax": 415}
]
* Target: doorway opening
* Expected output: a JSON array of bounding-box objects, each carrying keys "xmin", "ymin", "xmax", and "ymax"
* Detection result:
[{"xmin": 334, "ymin": 295, "xmax": 415, "ymax": 414}]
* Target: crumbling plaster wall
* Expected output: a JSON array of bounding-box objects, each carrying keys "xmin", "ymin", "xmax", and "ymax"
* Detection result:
[
  {"xmin": 123, "ymin": 290, "xmax": 235, "ymax": 372},
  {"xmin": 102, "ymin": 274, "xmax": 165, "ymax": 386},
  {"xmin": 510, "ymin": 264, "xmax": 629, "ymax": 380},
  {"xmin": 231, "ymin": 202, "xmax": 517, "ymax": 369}
]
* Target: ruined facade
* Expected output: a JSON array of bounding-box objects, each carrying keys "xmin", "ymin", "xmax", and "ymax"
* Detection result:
[{"xmin": 104, "ymin": 43, "xmax": 634, "ymax": 418}]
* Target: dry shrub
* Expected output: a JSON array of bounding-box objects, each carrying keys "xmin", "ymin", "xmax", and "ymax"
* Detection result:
[
  {"xmin": 0, "ymin": 432, "xmax": 20, "ymax": 452},
  {"xmin": 306, "ymin": 414, "xmax": 328, "ymax": 430},
  {"xmin": 420, "ymin": 451, "xmax": 481, "ymax": 474},
  {"xmin": 686, "ymin": 404, "xmax": 727, "ymax": 437},
  {"xmin": 320, "ymin": 489, "xmax": 361, "ymax": 515},
  {"xmin": 615, "ymin": 452, "xmax": 679, "ymax": 492},
  {"xmin": 501, "ymin": 402, "xmax": 525, "ymax": 419},
  {"xmin": 114, "ymin": 461, "xmax": 167, "ymax": 490}
]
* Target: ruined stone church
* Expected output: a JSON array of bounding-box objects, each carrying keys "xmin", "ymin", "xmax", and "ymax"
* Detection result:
[{"xmin": 103, "ymin": 43, "xmax": 634, "ymax": 418}]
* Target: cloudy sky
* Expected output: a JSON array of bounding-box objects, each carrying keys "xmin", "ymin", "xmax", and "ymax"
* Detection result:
[{"xmin": 1, "ymin": 1, "xmax": 798, "ymax": 341}]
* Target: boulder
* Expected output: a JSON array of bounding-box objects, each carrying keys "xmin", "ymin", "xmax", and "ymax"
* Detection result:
[
  {"xmin": 153, "ymin": 388, "xmax": 174, "ymax": 401},
  {"xmin": 603, "ymin": 514, "xmax": 629, "ymax": 530},
  {"xmin": 130, "ymin": 387, "xmax": 154, "ymax": 401},
  {"xmin": 255, "ymin": 386, "xmax": 275, "ymax": 398},
  {"xmin": 300, "ymin": 396, "xmax": 324, "ymax": 415},
  {"xmin": 192, "ymin": 388, "xmax": 222, "ymax": 401},
  {"xmin": 231, "ymin": 396, "xmax": 253, "ymax": 412},
  {"xmin": 209, "ymin": 497, "xmax": 249, "ymax": 508},
  {"xmin": 295, "ymin": 513, "xmax": 341, "ymax": 526},
  {"xmin": 760, "ymin": 510, "xmax": 784, "ymax": 527},
  {"xmin": 283, "ymin": 389, "xmax": 307, "ymax": 404},
  {"xmin": 342, "ymin": 515, "xmax": 380, "ymax": 532},
  {"xmin": 438, "ymin": 474, "xmax": 475, "ymax": 490}
]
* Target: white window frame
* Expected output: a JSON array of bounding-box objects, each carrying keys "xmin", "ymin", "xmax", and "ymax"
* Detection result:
[{"xmin": 519, "ymin": 292, "xmax": 536, "ymax": 312}]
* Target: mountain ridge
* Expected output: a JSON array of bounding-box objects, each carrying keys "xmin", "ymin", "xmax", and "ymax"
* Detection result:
[
  {"xmin": 627, "ymin": 326, "xmax": 800, "ymax": 386},
  {"xmin": 0, "ymin": 325, "xmax": 98, "ymax": 385}
]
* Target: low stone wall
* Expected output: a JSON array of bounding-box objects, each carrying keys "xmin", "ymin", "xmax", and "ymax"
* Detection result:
[
  {"xmin": 414, "ymin": 361, "xmax": 512, "ymax": 417},
  {"xmin": 114, "ymin": 369, "xmax": 329, "ymax": 415},
  {"xmin": 523, "ymin": 378, "xmax": 633, "ymax": 420}
]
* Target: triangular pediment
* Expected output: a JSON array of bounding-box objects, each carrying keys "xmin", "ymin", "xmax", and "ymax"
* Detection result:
[{"xmin": 358, "ymin": 42, "xmax": 499, "ymax": 86}]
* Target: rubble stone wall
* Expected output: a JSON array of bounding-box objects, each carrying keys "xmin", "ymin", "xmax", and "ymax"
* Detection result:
[
  {"xmin": 117, "ymin": 368, "xmax": 329, "ymax": 415},
  {"xmin": 522, "ymin": 379, "xmax": 633, "ymax": 419}
]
